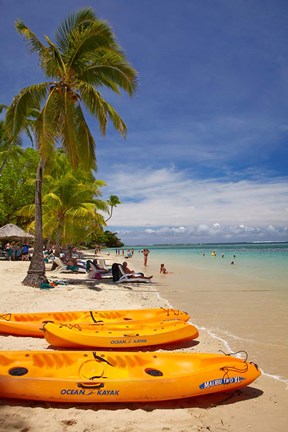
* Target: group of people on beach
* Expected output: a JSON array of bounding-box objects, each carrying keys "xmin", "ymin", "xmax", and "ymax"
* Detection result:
[
  {"xmin": 32, "ymin": 243, "xmax": 172, "ymax": 280},
  {"xmin": 125, "ymin": 248, "xmax": 172, "ymax": 276},
  {"xmin": 121, "ymin": 261, "xmax": 172, "ymax": 279},
  {"xmin": 114, "ymin": 248, "xmax": 134, "ymax": 258},
  {"xmin": 2, "ymin": 242, "xmax": 30, "ymax": 261}
]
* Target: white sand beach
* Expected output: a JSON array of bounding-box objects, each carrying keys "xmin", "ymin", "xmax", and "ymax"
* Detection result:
[{"xmin": 0, "ymin": 255, "xmax": 287, "ymax": 432}]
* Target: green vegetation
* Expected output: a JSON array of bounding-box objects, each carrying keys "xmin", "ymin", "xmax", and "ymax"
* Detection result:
[
  {"xmin": 3, "ymin": 8, "xmax": 137, "ymax": 286},
  {"xmin": 0, "ymin": 148, "xmax": 124, "ymax": 248},
  {"xmin": 0, "ymin": 148, "xmax": 38, "ymax": 226},
  {"xmin": 99, "ymin": 230, "xmax": 124, "ymax": 248}
]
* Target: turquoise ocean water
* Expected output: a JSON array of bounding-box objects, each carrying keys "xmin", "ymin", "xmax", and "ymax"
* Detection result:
[
  {"xmin": 131, "ymin": 242, "xmax": 288, "ymax": 284},
  {"xmin": 112, "ymin": 242, "xmax": 288, "ymax": 384}
]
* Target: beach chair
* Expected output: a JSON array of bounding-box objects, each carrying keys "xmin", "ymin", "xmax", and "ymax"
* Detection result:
[
  {"xmin": 52, "ymin": 257, "xmax": 71, "ymax": 273},
  {"xmin": 98, "ymin": 258, "xmax": 112, "ymax": 271},
  {"xmin": 112, "ymin": 263, "xmax": 152, "ymax": 284},
  {"xmin": 53, "ymin": 257, "xmax": 86, "ymax": 274},
  {"xmin": 87, "ymin": 262, "xmax": 112, "ymax": 280}
]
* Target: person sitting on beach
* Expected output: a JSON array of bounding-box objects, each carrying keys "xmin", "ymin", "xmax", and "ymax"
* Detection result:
[
  {"xmin": 93, "ymin": 259, "xmax": 110, "ymax": 273},
  {"xmin": 66, "ymin": 257, "xmax": 79, "ymax": 272},
  {"xmin": 160, "ymin": 263, "xmax": 173, "ymax": 274},
  {"xmin": 122, "ymin": 261, "xmax": 153, "ymax": 279},
  {"xmin": 86, "ymin": 259, "xmax": 111, "ymax": 276}
]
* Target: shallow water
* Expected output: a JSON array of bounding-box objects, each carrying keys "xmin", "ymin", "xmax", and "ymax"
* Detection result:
[{"xmin": 119, "ymin": 243, "xmax": 288, "ymax": 384}]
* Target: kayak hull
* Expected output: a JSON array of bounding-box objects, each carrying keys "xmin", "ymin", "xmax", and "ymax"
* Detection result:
[
  {"xmin": 0, "ymin": 308, "xmax": 190, "ymax": 337},
  {"xmin": 0, "ymin": 350, "xmax": 261, "ymax": 403},
  {"xmin": 43, "ymin": 320, "xmax": 199, "ymax": 348}
]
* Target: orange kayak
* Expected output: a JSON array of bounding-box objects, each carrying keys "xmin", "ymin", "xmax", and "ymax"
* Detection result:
[
  {"xmin": 0, "ymin": 307, "xmax": 189, "ymax": 337},
  {"xmin": 43, "ymin": 320, "xmax": 199, "ymax": 348},
  {"xmin": 0, "ymin": 350, "xmax": 261, "ymax": 403}
]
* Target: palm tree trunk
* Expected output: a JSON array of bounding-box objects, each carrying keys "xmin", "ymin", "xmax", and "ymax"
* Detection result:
[
  {"xmin": 105, "ymin": 207, "xmax": 113, "ymax": 222},
  {"xmin": 22, "ymin": 158, "xmax": 48, "ymax": 287},
  {"xmin": 0, "ymin": 155, "xmax": 9, "ymax": 175}
]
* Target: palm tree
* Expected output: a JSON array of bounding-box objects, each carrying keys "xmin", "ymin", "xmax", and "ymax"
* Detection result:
[
  {"xmin": 19, "ymin": 151, "xmax": 109, "ymax": 251},
  {"xmin": 5, "ymin": 8, "xmax": 137, "ymax": 286},
  {"xmin": 105, "ymin": 195, "xmax": 121, "ymax": 222}
]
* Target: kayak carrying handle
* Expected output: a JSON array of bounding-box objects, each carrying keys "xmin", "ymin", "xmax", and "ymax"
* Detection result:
[
  {"xmin": 89, "ymin": 311, "xmax": 104, "ymax": 324},
  {"xmin": 219, "ymin": 350, "xmax": 248, "ymax": 362},
  {"xmin": 123, "ymin": 333, "xmax": 139, "ymax": 337},
  {"xmin": 39, "ymin": 320, "xmax": 54, "ymax": 331},
  {"xmin": 93, "ymin": 352, "xmax": 114, "ymax": 366},
  {"xmin": 77, "ymin": 382, "xmax": 104, "ymax": 389}
]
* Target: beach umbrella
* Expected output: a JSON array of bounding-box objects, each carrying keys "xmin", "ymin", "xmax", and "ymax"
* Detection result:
[{"xmin": 0, "ymin": 224, "xmax": 34, "ymax": 241}]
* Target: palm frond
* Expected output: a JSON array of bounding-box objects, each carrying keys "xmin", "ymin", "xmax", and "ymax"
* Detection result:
[
  {"xmin": 101, "ymin": 99, "xmax": 127, "ymax": 138},
  {"xmin": 58, "ymin": 93, "xmax": 80, "ymax": 169},
  {"xmin": 41, "ymin": 36, "xmax": 66, "ymax": 78},
  {"xmin": 78, "ymin": 83, "xmax": 127, "ymax": 137},
  {"xmin": 74, "ymin": 105, "xmax": 96, "ymax": 170},
  {"xmin": 15, "ymin": 20, "xmax": 45, "ymax": 55},
  {"xmin": 77, "ymin": 48, "xmax": 137, "ymax": 95},
  {"xmin": 55, "ymin": 7, "xmax": 97, "ymax": 54},
  {"xmin": 67, "ymin": 20, "xmax": 118, "ymax": 71},
  {"xmin": 43, "ymin": 192, "xmax": 62, "ymax": 207},
  {"xmin": 93, "ymin": 179, "xmax": 107, "ymax": 190},
  {"xmin": 78, "ymin": 84, "xmax": 107, "ymax": 133},
  {"xmin": 35, "ymin": 89, "xmax": 61, "ymax": 161},
  {"xmin": 66, "ymin": 203, "xmax": 106, "ymax": 225},
  {"xmin": 5, "ymin": 84, "xmax": 48, "ymax": 139},
  {"xmin": 16, "ymin": 203, "xmax": 35, "ymax": 218},
  {"xmin": 0, "ymin": 104, "xmax": 8, "ymax": 114},
  {"xmin": 93, "ymin": 198, "xmax": 109, "ymax": 212}
]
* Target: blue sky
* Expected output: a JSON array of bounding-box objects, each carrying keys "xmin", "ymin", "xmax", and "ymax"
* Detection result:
[{"xmin": 1, "ymin": 0, "xmax": 288, "ymax": 245}]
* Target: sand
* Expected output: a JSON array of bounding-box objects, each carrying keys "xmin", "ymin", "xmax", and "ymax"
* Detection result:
[{"xmin": 0, "ymin": 255, "xmax": 287, "ymax": 432}]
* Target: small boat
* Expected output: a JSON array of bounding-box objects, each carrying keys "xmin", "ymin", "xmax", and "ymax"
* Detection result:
[
  {"xmin": 43, "ymin": 320, "xmax": 199, "ymax": 348},
  {"xmin": 0, "ymin": 308, "xmax": 190, "ymax": 337},
  {"xmin": 0, "ymin": 350, "xmax": 261, "ymax": 403}
]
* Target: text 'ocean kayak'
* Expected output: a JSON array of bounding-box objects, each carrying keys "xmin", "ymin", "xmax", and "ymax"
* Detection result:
[{"xmin": 43, "ymin": 320, "xmax": 199, "ymax": 348}]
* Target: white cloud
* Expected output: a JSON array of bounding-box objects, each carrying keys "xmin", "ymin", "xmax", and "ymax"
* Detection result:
[
  {"xmin": 103, "ymin": 167, "xmax": 288, "ymax": 244},
  {"xmin": 105, "ymin": 167, "xmax": 288, "ymax": 225}
]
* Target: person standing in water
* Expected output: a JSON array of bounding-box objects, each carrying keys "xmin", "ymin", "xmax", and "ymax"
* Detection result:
[{"xmin": 142, "ymin": 249, "xmax": 150, "ymax": 266}]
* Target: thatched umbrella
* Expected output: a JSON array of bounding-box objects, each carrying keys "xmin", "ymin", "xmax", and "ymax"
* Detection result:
[{"xmin": 0, "ymin": 224, "xmax": 34, "ymax": 242}]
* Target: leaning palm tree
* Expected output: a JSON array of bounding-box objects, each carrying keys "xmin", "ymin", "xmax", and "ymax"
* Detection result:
[
  {"xmin": 5, "ymin": 8, "xmax": 137, "ymax": 286},
  {"xmin": 105, "ymin": 194, "xmax": 121, "ymax": 222}
]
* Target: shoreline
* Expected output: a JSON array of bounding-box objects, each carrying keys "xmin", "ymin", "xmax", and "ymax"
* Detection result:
[
  {"xmin": 0, "ymin": 258, "xmax": 287, "ymax": 431},
  {"xmin": 125, "ymin": 250, "xmax": 288, "ymax": 382}
]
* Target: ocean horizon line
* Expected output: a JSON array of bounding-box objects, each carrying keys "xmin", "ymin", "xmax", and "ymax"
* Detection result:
[{"xmin": 122, "ymin": 240, "xmax": 288, "ymax": 248}]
